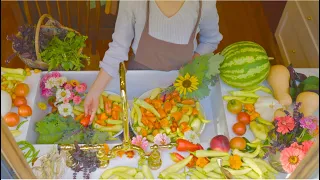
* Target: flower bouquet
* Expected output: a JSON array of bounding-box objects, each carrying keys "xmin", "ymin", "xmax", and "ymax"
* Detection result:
[
  {"xmin": 264, "ymin": 102, "xmax": 319, "ymax": 174},
  {"xmin": 39, "ymin": 72, "xmax": 87, "ymax": 117}
]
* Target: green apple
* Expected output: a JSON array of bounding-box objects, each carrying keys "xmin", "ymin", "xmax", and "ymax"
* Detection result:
[{"xmin": 250, "ymin": 121, "xmax": 267, "ymax": 140}]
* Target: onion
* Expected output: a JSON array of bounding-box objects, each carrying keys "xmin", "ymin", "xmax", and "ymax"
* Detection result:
[{"xmin": 1, "ymin": 90, "xmax": 12, "ymax": 117}]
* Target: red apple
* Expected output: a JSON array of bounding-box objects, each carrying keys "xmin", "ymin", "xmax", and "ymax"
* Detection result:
[{"xmin": 210, "ymin": 135, "xmax": 230, "ymax": 152}]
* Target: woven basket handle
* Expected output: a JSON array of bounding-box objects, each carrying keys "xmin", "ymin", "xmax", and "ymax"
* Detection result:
[{"xmin": 35, "ymin": 14, "xmax": 55, "ymax": 62}]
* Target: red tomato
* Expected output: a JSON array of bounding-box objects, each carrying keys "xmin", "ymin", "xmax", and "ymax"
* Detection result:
[
  {"xmin": 232, "ymin": 122, "xmax": 246, "ymax": 136},
  {"xmin": 230, "ymin": 137, "xmax": 246, "ymax": 150},
  {"xmin": 237, "ymin": 112, "xmax": 250, "ymax": 125}
]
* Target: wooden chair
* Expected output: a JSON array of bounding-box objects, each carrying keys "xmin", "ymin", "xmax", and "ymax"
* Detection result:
[{"xmin": 21, "ymin": 1, "xmax": 118, "ymax": 70}]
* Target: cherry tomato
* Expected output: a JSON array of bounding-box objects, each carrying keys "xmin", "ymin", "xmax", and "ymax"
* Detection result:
[
  {"xmin": 227, "ymin": 100, "xmax": 243, "ymax": 114},
  {"xmin": 14, "ymin": 83, "xmax": 29, "ymax": 97},
  {"xmin": 237, "ymin": 112, "xmax": 250, "ymax": 125},
  {"xmin": 4, "ymin": 112, "xmax": 20, "ymax": 127},
  {"xmin": 230, "ymin": 137, "xmax": 246, "ymax": 150},
  {"xmin": 18, "ymin": 105, "xmax": 32, "ymax": 117},
  {"xmin": 13, "ymin": 96, "xmax": 27, "ymax": 107},
  {"xmin": 232, "ymin": 122, "xmax": 246, "ymax": 136}
]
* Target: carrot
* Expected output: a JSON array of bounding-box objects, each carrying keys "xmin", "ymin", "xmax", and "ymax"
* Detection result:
[
  {"xmin": 112, "ymin": 110, "xmax": 119, "ymax": 120},
  {"xmin": 181, "ymin": 99, "xmax": 195, "ymax": 105},
  {"xmin": 157, "ymin": 108, "xmax": 167, "ymax": 119},
  {"xmin": 182, "ymin": 126, "xmax": 191, "ymax": 133},
  {"xmin": 171, "ymin": 111, "xmax": 183, "ymax": 121},
  {"xmin": 117, "ymin": 150, "xmax": 125, "ymax": 157},
  {"xmin": 112, "ymin": 104, "xmax": 121, "ymax": 112},
  {"xmin": 96, "ymin": 120, "xmax": 107, "ymax": 126},
  {"xmin": 140, "ymin": 107, "xmax": 146, "ymax": 114},
  {"xmin": 160, "ymin": 118, "xmax": 169, "ymax": 127},
  {"xmin": 147, "ymin": 116, "xmax": 157, "ymax": 123},
  {"xmin": 145, "ymin": 110, "xmax": 155, "ymax": 117},
  {"xmin": 192, "ymin": 108, "xmax": 199, "ymax": 116},
  {"xmin": 141, "ymin": 117, "xmax": 149, "ymax": 126},
  {"xmin": 147, "ymin": 122, "xmax": 154, "ymax": 130},
  {"xmin": 172, "ymin": 91, "xmax": 179, "ymax": 97},
  {"xmin": 96, "ymin": 114, "xmax": 101, "ymax": 120},
  {"xmin": 106, "ymin": 123, "xmax": 115, "ymax": 127},
  {"xmin": 100, "ymin": 113, "xmax": 108, "ymax": 120},
  {"xmin": 180, "ymin": 122, "xmax": 189, "ymax": 129},
  {"xmin": 174, "ymin": 96, "xmax": 181, "ymax": 102},
  {"xmin": 181, "ymin": 106, "xmax": 189, "ymax": 114},
  {"xmin": 144, "ymin": 98, "xmax": 152, "ymax": 104},
  {"xmin": 166, "ymin": 94, "xmax": 172, "ymax": 100},
  {"xmin": 125, "ymin": 150, "xmax": 135, "ymax": 159},
  {"xmin": 154, "ymin": 121, "xmax": 161, "ymax": 129},
  {"xmin": 170, "ymin": 99, "xmax": 176, "ymax": 106},
  {"xmin": 164, "ymin": 101, "xmax": 172, "ymax": 113},
  {"xmin": 75, "ymin": 113, "xmax": 85, "ymax": 121},
  {"xmin": 141, "ymin": 128, "xmax": 148, "ymax": 137},
  {"xmin": 152, "ymin": 129, "xmax": 159, "ymax": 136},
  {"xmin": 196, "ymin": 157, "xmax": 210, "ymax": 168},
  {"xmin": 152, "ymin": 99, "xmax": 163, "ymax": 109}
]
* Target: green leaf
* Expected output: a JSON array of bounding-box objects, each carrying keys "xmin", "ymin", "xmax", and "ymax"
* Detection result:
[
  {"xmin": 61, "ymin": 62, "xmax": 70, "ymax": 70},
  {"xmin": 205, "ymin": 53, "xmax": 224, "ymax": 79},
  {"xmin": 66, "ymin": 31, "xmax": 76, "ymax": 39},
  {"xmin": 301, "ymin": 132, "xmax": 313, "ymax": 142}
]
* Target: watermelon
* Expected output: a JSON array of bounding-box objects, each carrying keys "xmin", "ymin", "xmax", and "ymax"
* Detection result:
[{"xmin": 219, "ymin": 41, "xmax": 270, "ymax": 89}]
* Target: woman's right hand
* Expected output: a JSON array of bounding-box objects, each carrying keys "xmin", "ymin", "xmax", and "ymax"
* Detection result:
[{"xmin": 84, "ymin": 88, "xmax": 100, "ymax": 124}]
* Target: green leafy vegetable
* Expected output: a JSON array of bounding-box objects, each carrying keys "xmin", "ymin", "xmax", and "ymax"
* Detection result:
[
  {"xmin": 40, "ymin": 31, "xmax": 90, "ymax": 71},
  {"xmin": 178, "ymin": 53, "xmax": 224, "ymax": 100}
]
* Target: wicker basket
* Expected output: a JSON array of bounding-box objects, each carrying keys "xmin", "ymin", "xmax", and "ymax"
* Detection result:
[{"xmin": 13, "ymin": 14, "xmax": 84, "ymax": 70}]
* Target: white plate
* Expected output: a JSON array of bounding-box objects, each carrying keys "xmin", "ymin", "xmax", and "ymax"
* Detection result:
[{"xmin": 130, "ymin": 88, "xmax": 207, "ymax": 137}]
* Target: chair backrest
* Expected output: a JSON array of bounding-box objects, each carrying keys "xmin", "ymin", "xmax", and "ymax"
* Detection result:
[{"xmin": 21, "ymin": 1, "xmax": 105, "ymax": 54}]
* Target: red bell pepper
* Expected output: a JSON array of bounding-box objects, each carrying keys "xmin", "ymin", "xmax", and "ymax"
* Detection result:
[
  {"xmin": 80, "ymin": 115, "xmax": 91, "ymax": 127},
  {"xmin": 176, "ymin": 139, "xmax": 204, "ymax": 152}
]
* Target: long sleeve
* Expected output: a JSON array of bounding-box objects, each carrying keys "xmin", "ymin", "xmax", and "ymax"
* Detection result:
[
  {"xmin": 99, "ymin": 1, "xmax": 135, "ymax": 78},
  {"xmin": 195, "ymin": 1, "xmax": 223, "ymax": 55}
]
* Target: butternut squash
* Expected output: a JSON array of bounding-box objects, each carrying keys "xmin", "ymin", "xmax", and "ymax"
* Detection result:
[
  {"xmin": 296, "ymin": 92, "xmax": 319, "ymax": 116},
  {"xmin": 267, "ymin": 65, "xmax": 292, "ymax": 106}
]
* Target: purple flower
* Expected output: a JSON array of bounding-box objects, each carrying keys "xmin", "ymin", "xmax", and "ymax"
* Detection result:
[
  {"xmin": 300, "ymin": 116, "xmax": 318, "ymax": 131},
  {"xmin": 41, "ymin": 88, "xmax": 53, "ymax": 97}
]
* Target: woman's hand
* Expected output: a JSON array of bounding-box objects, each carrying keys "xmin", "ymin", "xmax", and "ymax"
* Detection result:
[
  {"xmin": 84, "ymin": 69, "xmax": 113, "ymax": 124},
  {"xmin": 84, "ymin": 88, "xmax": 100, "ymax": 124}
]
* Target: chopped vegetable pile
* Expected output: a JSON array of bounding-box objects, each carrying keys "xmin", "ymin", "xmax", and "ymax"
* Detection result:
[{"xmin": 131, "ymin": 88, "xmax": 210, "ymax": 142}]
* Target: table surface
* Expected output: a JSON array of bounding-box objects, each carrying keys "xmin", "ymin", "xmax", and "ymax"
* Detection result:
[{"xmin": 9, "ymin": 68, "xmax": 319, "ymax": 179}]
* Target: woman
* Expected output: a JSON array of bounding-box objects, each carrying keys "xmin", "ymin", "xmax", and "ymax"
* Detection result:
[{"xmin": 84, "ymin": 0, "xmax": 222, "ymax": 120}]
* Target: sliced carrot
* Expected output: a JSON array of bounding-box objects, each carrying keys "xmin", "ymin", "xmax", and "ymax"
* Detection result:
[
  {"xmin": 181, "ymin": 99, "xmax": 195, "ymax": 105},
  {"xmin": 96, "ymin": 120, "xmax": 107, "ymax": 126},
  {"xmin": 145, "ymin": 110, "xmax": 155, "ymax": 117},
  {"xmin": 117, "ymin": 150, "xmax": 125, "ymax": 157},
  {"xmin": 192, "ymin": 108, "xmax": 199, "ymax": 115},
  {"xmin": 112, "ymin": 104, "xmax": 121, "ymax": 112},
  {"xmin": 148, "ymin": 116, "xmax": 157, "ymax": 123},
  {"xmin": 196, "ymin": 157, "xmax": 210, "ymax": 168},
  {"xmin": 152, "ymin": 99, "xmax": 163, "ymax": 109},
  {"xmin": 141, "ymin": 117, "xmax": 149, "ymax": 126},
  {"xmin": 174, "ymin": 96, "xmax": 181, "ymax": 102},
  {"xmin": 112, "ymin": 110, "xmax": 119, "ymax": 120},
  {"xmin": 170, "ymin": 99, "xmax": 176, "ymax": 106},
  {"xmin": 160, "ymin": 118, "xmax": 169, "ymax": 127},
  {"xmin": 157, "ymin": 108, "xmax": 167, "ymax": 119},
  {"xmin": 100, "ymin": 113, "xmax": 108, "ymax": 120},
  {"xmin": 164, "ymin": 101, "xmax": 172, "ymax": 113},
  {"xmin": 182, "ymin": 126, "xmax": 191, "ymax": 133},
  {"xmin": 125, "ymin": 150, "xmax": 135, "ymax": 158},
  {"xmin": 154, "ymin": 121, "xmax": 161, "ymax": 129},
  {"xmin": 180, "ymin": 122, "xmax": 189, "ymax": 129},
  {"xmin": 144, "ymin": 98, "xmax": 152, "ymax": 104},
  {"xmin": 140, "ymin": 107, "xmax": 146, "ymax": 114},
  {"xmin": 171, "ymin": 111, "xmax": 183, "ymax": 121},
  {"xmin": 106, "ymin": 123, "xmax": 115, "ymax": 127},
  {"xmin": 141, "ymin": 128, "xmax": 148, "ymax": 137},
  {"xmin": 181, "ymin": 106, "xmax": 189, "ymax": 114},
  {"xmin": 172, "ymin": 91, "xmax": 179, "ymax": 97},
  {"xmin": 152, "ymin": 129, "xmax": 159, "ymax": 136},
  {"xmin": 166, "ymin": 94, "xmax": 172, "ymax": 100},
  {"xmin": 147, "ymin": 122, "xmax": 154, "ymax": 130}
]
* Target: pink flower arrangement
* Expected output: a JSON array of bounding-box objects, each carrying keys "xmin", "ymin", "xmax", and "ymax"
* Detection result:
[
  {"xmin": 275, "ymin": 116, "xmax": 295, "ymax": 134},
  {"xmin": 73, "ymin": 96, "xmax": 82, "ymax": 105},
  {"xmin": 300, "ymin": 116, "xmax": 318, "ymax": 131},
  {"xmin": 75, "ymin": 84, "xmax": 87, "ymax": 93},
  {"xmin": 280, "ymin": 140, "xmax": 314, "ymax": 173},
  {"xmin": 131, "ymin": 135, "xmax": 149, "ymax": 151},
  {"xmin": 280, "ymin": 147, "xmax": 305, "ymax": 173},
  {"xmin": 64, "ymin": 83, "xmax": 73, "ymax": 91},
  {"xmin": 153, "ymin": 133, "xmax": 171, "ymax": 145}
]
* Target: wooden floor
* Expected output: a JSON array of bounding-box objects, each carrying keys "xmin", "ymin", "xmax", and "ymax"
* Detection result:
[{"xmin": 1, "ymin": 1, "xmax": 283, "ymax": 70}]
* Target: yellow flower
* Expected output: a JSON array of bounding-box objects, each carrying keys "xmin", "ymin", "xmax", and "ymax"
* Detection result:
[
  {"xmin": 174, "ymin": 73, "xmax": 199, "ymax": 96},
  {"xmin": 37, "ymin": 102, "xmax": 47, "ymax": 110},
  {"xmin": 69, "ymin": 79, "xmax": 80, "ymax": 87},
  {"xmin": 34, "ymin": 69, "xmax": 41, "ymax": 73}
]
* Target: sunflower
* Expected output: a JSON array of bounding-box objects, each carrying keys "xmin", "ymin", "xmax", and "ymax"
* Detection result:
[{"xmin": 174, "ymin": 73, "xmax": 199, "ymax": 96}]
